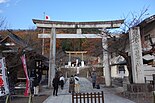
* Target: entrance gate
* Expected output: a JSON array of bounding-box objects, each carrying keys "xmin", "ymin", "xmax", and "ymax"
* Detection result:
[{"xmin": 33, "ymin": 19, "xmax": 124, "ymax": 87}]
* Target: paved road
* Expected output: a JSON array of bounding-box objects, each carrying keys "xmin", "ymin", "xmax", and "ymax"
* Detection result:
[{"xmin": 42, "ymin": 77, "xmax": 135, "ymax": 103}]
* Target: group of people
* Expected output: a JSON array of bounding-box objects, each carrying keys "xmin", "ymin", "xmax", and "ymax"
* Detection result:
[
  {"xmin": 52, "ymin": 71, "xmax": 101, "ymax": 96},
  {"xmin": 30, "ymin": 69, "xmax": 42, "ymax": 96},
  {"xmin": 69, "ymin": 74, "xmax": 80, "ymax": 93},
  {"xmin": 52, "ymin": 73, "xmax": 80, "ymax": 96},
  {"xmin": 52, "ymin": 74, "xmax": 65, "ymax": 96}
]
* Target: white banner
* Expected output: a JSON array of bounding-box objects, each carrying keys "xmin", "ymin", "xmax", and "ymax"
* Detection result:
[{"xmin": 0, "ymin": 58, "xmax": 9, "ymax": 96}]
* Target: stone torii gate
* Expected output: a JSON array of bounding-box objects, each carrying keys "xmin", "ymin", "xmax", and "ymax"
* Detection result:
[
  {"xmin": 33, "ymin": 19, "xmax": 124, "ymax": 87},
  {"xmin": 65, "ymin": 51, "xmax": 87, "ymax": 67}
]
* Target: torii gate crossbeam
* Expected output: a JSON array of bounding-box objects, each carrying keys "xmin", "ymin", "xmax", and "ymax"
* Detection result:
[{"xmin": 38, "ymin": 34, "xmax": 102, "ymax": 38}]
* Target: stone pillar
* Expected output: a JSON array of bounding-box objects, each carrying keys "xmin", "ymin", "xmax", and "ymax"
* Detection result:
[
  {"xmin": 87, "ymin": 71, "xmax": 89, "ymax": 78},
  {"xmin": 65, "ymin": 72, "xmax": 68, "ymax": 78},
  {"xmin": 68, "ymin": 53, "xmax": 71, "ymax": 67},
  {"xmin": 48, "ymin": 28, "xmax": 56, "ymax": 87},
  {"xmin": 102, "ymin": 35, "xmax": 111, "ymax": 86},
  {"xmin": 81, "ymin": 61, "xmax": 84, "ymax": 67},
  {"xmin": 81, "ymin": 53, "xmax": 85, "ymax": 67},
  {"xmin": 123, "ymin": 76, "xmax": 130, "ymax": 91},
  {"xmin": 76, "ymin": 28, "xmax": 81, "ymax": 34},
  {"xmin": 129, "ymin": 27, "xmax": 144, "ymax": 83},
  {"xmin": 52, "ymin": 28, "xmax": 56, "ymax": 78},
  {"xmin": 76, "ymin": 59, "xmax": 78, "ymax": 67},
  {"xmin": 76, "ymin": 67, "xmax": 79, "ymax": 75}
]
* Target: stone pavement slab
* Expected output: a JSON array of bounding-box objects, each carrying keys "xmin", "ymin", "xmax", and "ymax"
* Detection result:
[{"xmin": 43, "ymin": 77, "xmax": 135, "ymax": 103}]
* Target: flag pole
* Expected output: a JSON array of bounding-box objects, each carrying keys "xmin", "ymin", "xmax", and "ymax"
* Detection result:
[
  {"xmin": 42, "ymin": 12, "xmax": 45, "ymax": 55},
  {"xmin": 43, "ymin": 12, "xmax": 45, "ymax": 20}
]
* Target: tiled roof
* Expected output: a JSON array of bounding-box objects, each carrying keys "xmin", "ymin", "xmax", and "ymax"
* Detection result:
[
  {"xmin": 0, "ymin": 33, "xmax": 32, "ymax": 51},
  {"xmin": 138, "ymin": 15, "xmax": 155, "ymax": 27}
]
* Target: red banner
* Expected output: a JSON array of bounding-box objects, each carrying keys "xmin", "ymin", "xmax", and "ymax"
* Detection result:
[{"xmin": 21, "ymin": 54, "xmax": 30, "ymax": 96}]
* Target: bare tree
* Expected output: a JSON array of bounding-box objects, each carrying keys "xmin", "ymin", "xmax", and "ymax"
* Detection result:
[
  {"xmin": 0, "ymin": 16, "xmax": 7, "ymax": 29},
  {"xmin": 103, "ymin": 8, "xmax": 149, "ymax": 83}
]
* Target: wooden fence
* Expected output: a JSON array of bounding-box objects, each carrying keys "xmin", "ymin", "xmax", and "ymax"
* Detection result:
[{"xmin": 72, "ymin": 91, "xmax": 104, "ymax": 103}]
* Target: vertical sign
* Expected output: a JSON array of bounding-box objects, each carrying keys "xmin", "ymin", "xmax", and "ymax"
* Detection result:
[
  {"xmin": 0, "ymin": 58, "xmax": 9, "ymax": 97},
  {"xmin": 129, "ymin": 27, "xmax": 144, "ymax": 83},
  {"xmin": 21, "ymin": 55, "xmax": 30, "ymax": 96}
]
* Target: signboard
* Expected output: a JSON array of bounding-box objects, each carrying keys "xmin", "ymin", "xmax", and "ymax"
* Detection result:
[
  {"xmin": 129, "ymin": 27, "xmax": 144, "ymax": 83},
  {"xmin": 0, "ymin": 58, "xmax": 9, "ymax": 97}
]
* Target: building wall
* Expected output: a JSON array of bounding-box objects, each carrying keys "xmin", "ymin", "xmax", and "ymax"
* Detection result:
[
  {"xmin": 111, "ymin": 65, "xmax": 129, "ymax": 78},
  {"xmin": 141, "ymin": 21, "xmax": 155, "ymax": 51}
]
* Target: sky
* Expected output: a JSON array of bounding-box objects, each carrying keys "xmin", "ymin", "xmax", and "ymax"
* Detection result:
[{"xmin": 0, "ymin": 0, "xmax": 155, "ymax": 30}]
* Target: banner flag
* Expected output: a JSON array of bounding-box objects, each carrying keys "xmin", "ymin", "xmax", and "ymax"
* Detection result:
[
  {"xmin": 21, "ymin": 54, "xmax": 30, "ymax": 96},
  {"xmin": 45, "ymin": 15, "xmax": 50, "ymax": 20},
  {"xmin": 0, "ymin": 58, "xmax": 9, "ymax": 97}
]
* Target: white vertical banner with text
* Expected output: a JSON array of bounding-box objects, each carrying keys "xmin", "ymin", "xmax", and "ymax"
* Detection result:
[{"xmin": 0, "ymin": 58, "xmax": 9, "ymax": 97}]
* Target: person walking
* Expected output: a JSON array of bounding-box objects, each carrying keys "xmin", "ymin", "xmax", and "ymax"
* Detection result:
[
  {"xmin": 69, "ymin": 75, "xmax": 75, "ymax": 93},
  {"xmin": 74, "ymin": 74, "xmax": 80, "ymax": 93},
  {"xmin": 59, "ymin": 75, "xmax": 65, "ymax": 90},
  {"xmin": 52, "ymin": 74, "xmax": 59, "ymax": 96},
  {"xmin": 91, "ymin": 71, "xmax": 97, "ymax": 88},
  {"xmin": 33, "ymin": 74, "xmax": 39, "ymax": 95},
  {"xmin": 96, "ymin": 75, "xmax": 102, "ymax": 89}
]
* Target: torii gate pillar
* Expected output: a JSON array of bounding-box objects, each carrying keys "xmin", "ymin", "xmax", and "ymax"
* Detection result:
[
  {"xmin": 48, "ymin": 28, "xmax": 56, "ymax": 87},
  {"xmin": 102, "ymin": 34, "xmax": 111, "ymax": 86},
  {"xmin": 68, "ymin": 53, "xmax": 71, "ymax": 67}
]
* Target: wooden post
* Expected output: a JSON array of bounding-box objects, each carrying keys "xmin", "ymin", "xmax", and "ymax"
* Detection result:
[
  {"xmin": 101, "ymin": 91, "xmax": 104, "ymax": 103},
  {"xmin": 5, "ymin": 95, "xmax": 9, "ymax": 103},
  {"xmin": 83, "ymin": 93, "xmax": 86, "ymax": 103},
  {"xmin": 153, "ymin": 74, "xmax": 155, "ymax": 90},
  {"xmin": 90, "ymin": 93, "xmax": 93, "ymax": 103},
  {"xmin": 80, "ymin": 93, "xmax": 82, "ymax": 103},
  {"xmin": 94, "ymin": 92, "xmax": 97, "ymax": 103},
  {"xmin": 87, "ymin": 93, "xmax": 89, "ymax": 103},
  {"xmin": 153, "ymin": 91, "xmax": 155, "ymax": 103},
  {"xmin": 72, "ymin": 93, "xmax": 74, "ymax": 103},
  {"xmin": 28, "ymin": 93, "xmax": 33, "ymax": 103},
  {"xmin": 98, "ymin": 92, "xmax": 100, "ymax": 103}
]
